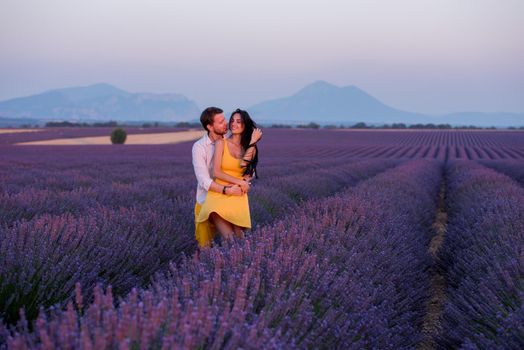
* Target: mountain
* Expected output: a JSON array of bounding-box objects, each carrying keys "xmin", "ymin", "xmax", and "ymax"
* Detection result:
[
  {"xmin": 249, "ymin": 81, "xmax": 524, "ymax": 127},
  {"xmin": 249, "ymin": 81, "xmax": 428, "ymax": 124},
  {"xmin": 0, "ymin": 83, "xmax": 201, "ymax": 122}
]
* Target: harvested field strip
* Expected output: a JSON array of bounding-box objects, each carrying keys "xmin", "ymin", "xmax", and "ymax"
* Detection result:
[{"xmin": 15, "ymin": 130, "xmax": 204, "ymax": 145}]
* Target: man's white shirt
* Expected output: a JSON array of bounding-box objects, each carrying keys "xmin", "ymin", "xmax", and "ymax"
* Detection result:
[{"xmin": 192, "ymin": 133, "xmax": 215, "ymax": 205}]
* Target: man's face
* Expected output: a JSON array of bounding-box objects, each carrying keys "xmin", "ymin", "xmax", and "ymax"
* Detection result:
[{"xmin": 209, "ymin": 113, "xmax": 227, "ymax": 135}]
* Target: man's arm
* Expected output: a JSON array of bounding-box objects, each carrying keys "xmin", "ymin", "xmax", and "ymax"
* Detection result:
[
  {"xmin": 192, "ymin": 142, "xmax": 242, "ymax": 196},
  {"xmin": 209, "ymin": 181, "xmax": 242, "ymax": 196}
]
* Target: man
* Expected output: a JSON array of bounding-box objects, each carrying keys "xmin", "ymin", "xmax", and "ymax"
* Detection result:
[{"xmin": 192, "ymin": 107, "xmax": 246, "ymax": 247}]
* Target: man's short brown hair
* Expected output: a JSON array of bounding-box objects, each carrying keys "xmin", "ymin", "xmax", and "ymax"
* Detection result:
[{"xmin": 200, "ymin": 107, "xmax": 223, "ymax": 133}]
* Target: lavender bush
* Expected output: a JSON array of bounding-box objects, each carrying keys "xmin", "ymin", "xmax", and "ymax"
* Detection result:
[{"xmin": 439, "ymin": 161, "xmax": 524, "ymax": 349}]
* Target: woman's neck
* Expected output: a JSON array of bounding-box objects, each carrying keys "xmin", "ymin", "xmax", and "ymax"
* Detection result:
[{"xmin": 229, "ymin": 134, "xmax": 242, "ymax": 144}]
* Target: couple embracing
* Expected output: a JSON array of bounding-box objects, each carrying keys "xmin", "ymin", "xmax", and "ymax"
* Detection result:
[{"xmin": 192, "ymin": 107, "xmax": 262, "ymax": 248}]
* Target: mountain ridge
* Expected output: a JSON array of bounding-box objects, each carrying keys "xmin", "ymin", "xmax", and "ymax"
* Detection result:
[{"xmin": 1, "ymin": 81, "xmax": 523, "ymax": 127}]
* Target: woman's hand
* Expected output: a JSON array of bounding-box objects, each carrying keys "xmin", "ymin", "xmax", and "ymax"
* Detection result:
[
  {"xmin": 239, "ymin": 179, "xmax": 250, "ymax": 194},
  {"xmin": 250, "ymin": 128, "xmax": 263, "ymax": 145}
]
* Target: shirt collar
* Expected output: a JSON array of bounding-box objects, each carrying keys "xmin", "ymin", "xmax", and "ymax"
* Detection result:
[
  {"xmin": 205, "ymin": 133, "xmax": 223, "ymax": 145},
  {"xmin": 203, "ymin": 133, "xmax": 213, "ymax": 145}
]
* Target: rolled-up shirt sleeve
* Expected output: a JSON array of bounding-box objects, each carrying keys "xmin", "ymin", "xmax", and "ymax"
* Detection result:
[{"xmin": 192, "ymin": 142, "xmax": 213, "ymax": 191}]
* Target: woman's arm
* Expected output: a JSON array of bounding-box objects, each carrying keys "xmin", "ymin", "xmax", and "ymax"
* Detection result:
[
  {"xmin": 213, "ymin": 139, "xmax": 249, "ymax": 190},
  {"xmin": 240, "ymin": 128, "xmax": 262, "ymax": 168},
  {"xmin": 240, "ymin": 147, "xmax": 257, "ymax": 168}
]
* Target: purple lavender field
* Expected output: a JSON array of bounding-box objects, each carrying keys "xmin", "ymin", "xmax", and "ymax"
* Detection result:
[{"xmin": 1, "ymin": 129, "xmax": 524, "ymax": 349}]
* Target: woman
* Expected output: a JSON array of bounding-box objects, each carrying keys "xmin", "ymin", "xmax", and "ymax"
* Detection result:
[{"xmin": 196, "ymin": 108, "xmax": 262, "ymax": 242}]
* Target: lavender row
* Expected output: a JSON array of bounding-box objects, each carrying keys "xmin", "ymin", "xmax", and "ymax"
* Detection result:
[
  {"xmin": 249, "ymin": 158, "xmax": 399, "ymax": 225},
  {"xmin": 0, "ymin": 175, "xmax": 195, "ymax": 226},
  {"xmin": 4, "ymin": 159, "xmax": 441, "ymax": 349},
  {"xmin": 480, "ymin": 159, "xmax": 524, "ymax": 186},
  {"xmin": 438, "ymin": 162, "xmax": 524, "ymax": 348},
  {"xmin": 0, "ymin": 159, "xmax": 396, "ymax": 327}
]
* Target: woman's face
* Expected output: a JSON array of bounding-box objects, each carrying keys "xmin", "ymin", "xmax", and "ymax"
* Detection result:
[{"xmin": 229, "ymin": 113, "xmax": 245, "ymax": 135}]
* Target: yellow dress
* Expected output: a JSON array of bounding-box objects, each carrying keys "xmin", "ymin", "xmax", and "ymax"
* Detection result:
[{"xmin": 197, "ymin": 140, "xmax": 252, "ymax": 229}]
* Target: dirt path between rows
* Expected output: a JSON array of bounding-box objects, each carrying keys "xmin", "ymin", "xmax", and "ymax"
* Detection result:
[{"xmin": 418, "ymin": 173, "xmax": 448, "ymax": 349}]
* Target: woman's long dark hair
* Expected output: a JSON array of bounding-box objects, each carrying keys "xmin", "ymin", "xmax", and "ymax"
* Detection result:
[{"xmin": 230, "ymin": 108, "xmax": 259, "ymax": 178}]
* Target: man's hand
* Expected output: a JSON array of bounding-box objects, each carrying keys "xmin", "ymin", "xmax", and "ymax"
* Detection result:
[{"xmin": 228, "ymin": 185, "xmax": 243, "ymax": 196}]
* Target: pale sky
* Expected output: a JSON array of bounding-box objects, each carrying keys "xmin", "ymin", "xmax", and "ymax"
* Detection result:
[{"xmin": 1, "ymin": 0, "xmax": 523, "ymax": 114}]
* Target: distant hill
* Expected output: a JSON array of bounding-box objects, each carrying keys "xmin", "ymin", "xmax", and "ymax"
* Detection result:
[
  {"xmin": 441, "ymin": 112, "xmax": 524, "ymax": 128},
  {"xmin": 0, "ymin": 116, "xmax": 42, "ymax": 127},
  {"xmin": 249, "ymin": 81, "xmax": 524, "ymax": 127},
  {"xmin": 0, "ymin": 83, "xmax": 201, "ymax": 122}
]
